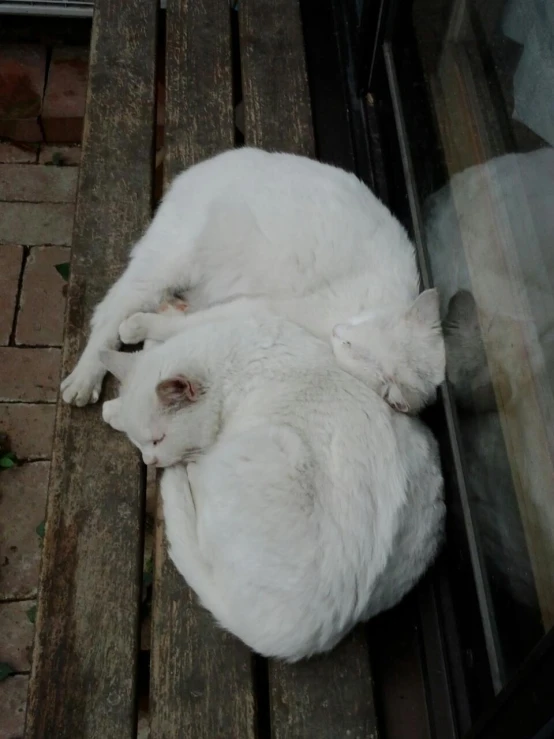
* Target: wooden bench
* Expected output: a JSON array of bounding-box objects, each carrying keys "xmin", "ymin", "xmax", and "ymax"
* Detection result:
[{"xmin": 23, "ymin": 1, "xmax": 431, "ymax": 736}]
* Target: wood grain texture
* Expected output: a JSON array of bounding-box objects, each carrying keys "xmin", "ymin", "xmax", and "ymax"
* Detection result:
[
  {"xmin": 24, "ymin": 1, "xmax": 157, "ymax": 737},
  {"xmin": 239, "ymin": 0, "xmax": 315, "ymax": 156},
  {"xmin": 270, "ymin": 628, "xmax": 379, "ymax": 739},
  {"xmin": 164, "ymin": 0, "xmax": 235, "ymax": 177},
  {"xmin": 150, "ymin": 2, "xmax": 255, "ymax": 737}
]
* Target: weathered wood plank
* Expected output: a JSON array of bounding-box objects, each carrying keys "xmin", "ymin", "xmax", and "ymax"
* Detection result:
[
  {"xmin": 270, "ymin": 629, "xmax": 378, "ymax": 739},
  {"xmin": 149, "ymin": 2, "xmax": 255, "ymax": 737},
  {"xmin": 24, "ymin": 1, "xmax": 157, "ymax": 737},
  {"xmin": 164, "ymin": 0, "xmax": 235, "ymax": 170},
  {"xmin": 239, "ymin": 0, "xmax": 315, "ymax": 156},
  {"xmin": 151, "ymin": 501, "xmax": 255, "ymax": 738},
  {"xmin": 239, "ymin": 1, "xmax": 379, "ymax": 735}
]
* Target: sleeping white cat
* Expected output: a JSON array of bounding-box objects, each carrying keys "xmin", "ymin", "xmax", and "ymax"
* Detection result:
[
  {"xmin": 62, "ymin": 148, "xmax": 445, "ymax": 414},
  {"xmin": 100, "ymin": 312, "xmax": 445, "ymax": 660}
]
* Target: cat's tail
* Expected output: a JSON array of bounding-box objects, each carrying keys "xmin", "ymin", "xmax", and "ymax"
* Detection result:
[{"xmin": 160, "ymin": 465, "xmax": 228, "ymax": 623}]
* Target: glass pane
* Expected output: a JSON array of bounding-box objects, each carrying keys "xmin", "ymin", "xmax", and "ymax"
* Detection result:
[{"xmin": 411, "ymin": 0, "xmax": 554, "ymax": 685}]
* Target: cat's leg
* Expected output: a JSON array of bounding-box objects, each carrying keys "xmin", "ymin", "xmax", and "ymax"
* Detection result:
[
  {"xmin": 119, "ymin": 297, "xmax": 261, "ymax": 345},
  {"xmin": 61, "ymin": 249, "xmax": 176, "ymax": 406},
  {"xmin": 142, "ymin": 298, "xmax": 188, "ymax": 350},
  {"xmin": 119, "ymin": 312, "xmax": 191, "ymax": 344}
]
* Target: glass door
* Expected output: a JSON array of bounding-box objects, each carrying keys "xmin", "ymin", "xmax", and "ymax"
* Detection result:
[{"xmin": 361, "ymin": 0, "xmax": 554, "ymax": 733}]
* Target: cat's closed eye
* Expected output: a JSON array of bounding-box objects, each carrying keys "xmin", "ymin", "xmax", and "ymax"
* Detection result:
[{"xmin": 153, "ymin": 434, "xmax": 166, "ymax": 446}]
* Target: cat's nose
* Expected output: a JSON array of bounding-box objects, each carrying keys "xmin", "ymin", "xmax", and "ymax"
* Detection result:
[
  {"xmin": 143, "ymin": 454, "xmax": 158, "ymax": 466},
  {"xmin": 333, "ymin": 324, "xmax": 346, "ymax": 339}
]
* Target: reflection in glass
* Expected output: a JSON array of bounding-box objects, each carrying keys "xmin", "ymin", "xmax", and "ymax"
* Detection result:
[{"xmin": 412, "ymin": 0, "xmax": 554, "ymax": 684}]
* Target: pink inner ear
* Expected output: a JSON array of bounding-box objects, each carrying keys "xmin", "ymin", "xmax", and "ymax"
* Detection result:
[
  {"xmin": 182, "ymin": 378, "xmax": 198, "ymax": 400},
  {"xmin": 384, "ymin": 381, "xmax": 409, "ymax": 414},
  {"xmin": 157, "ymin": 375, "xmax": 199, "ymax": 406}
]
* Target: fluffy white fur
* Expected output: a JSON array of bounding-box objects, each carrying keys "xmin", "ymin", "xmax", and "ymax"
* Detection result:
[
  {"xmin": 61, "ymin": 148, "xmax": 445, "ymax": 413},
  {"xmin": 100, "ymin": 313, "xmax": 445, "ymax": 661}
]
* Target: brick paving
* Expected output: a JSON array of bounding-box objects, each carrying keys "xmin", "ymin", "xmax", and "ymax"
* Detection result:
[
  {"xmin": 16, "ymin": 246, "xmax": 70, "ymax": 346},
  {"xmin": 0, "ymin": 44, "xmax": 88, "ymax": 146},
  {"xmin": 0, "ymin": 45, "xmax": 46, "ymax": 144},
  {"xmin": 0, "ymin": 245, "xmax": 23, "ymax": 345},
  {"xmin": 0, "ymin": 348, "xmax": 61, "ymax": 402},
  {"xmin": 0, "ymin": 405, "xmax": 55, "ymax": 461},
  {"xmin": 42, "ymin": 47, "xmax": 88, "ymax": 144},
  {"xmin": 0, "ymin": 676, "xmax": 28, "ymax": 739},
  {"xmin": 0, "ymin": 140, "xmax": 79, "ymax": 739},
  {"xmin": 0, "ymin": 143, "xmax": 36, "ymax": 164},
  {"xmin": 0, "ymin": 164, "xmax": 78, "ymax": 202},
  {"xmin": 39, "ymin": 145, "xmax": 81, "ymax": 167},
  {"xmin": 0, "ymin": 202, "xmax": 75, "ymax": 245},
  {"xmin": 0, "ymin": 36, "xmax": 160, "ymax": 737}
]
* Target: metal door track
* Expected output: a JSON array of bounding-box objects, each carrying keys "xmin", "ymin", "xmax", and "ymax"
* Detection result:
[{"xmin": 0, "ymin": 0, "xmax": 168, "ymax": 16}]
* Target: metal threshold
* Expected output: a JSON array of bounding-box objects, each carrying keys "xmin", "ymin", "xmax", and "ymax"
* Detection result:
[
  {"xmin": 0, "ymin": 1, "xmax": 93, "ymax": 15},
  {"xmin": 0, "ymin": 0, "xmax": 167, "ymax": 16}
]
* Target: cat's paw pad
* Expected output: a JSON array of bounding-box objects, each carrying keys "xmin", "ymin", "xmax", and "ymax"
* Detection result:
[
  {"xmin": 158, "ymin": 297, "xmax": 188, "ymax": 314},
  {"xmin": 61, "ymin": 363, "xmax": 104, "ymax": 406},
  {"xmin": 119, "ymin": 313, "xmax": 148, "ymax": 344}
]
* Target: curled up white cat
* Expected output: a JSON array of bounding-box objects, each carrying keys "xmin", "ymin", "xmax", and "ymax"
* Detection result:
[
  {"xmin": 61, "ymin": 148, "xmax": 445, "ymax": 413},
  {"xmin": 99, "ymin": 310, "xmax": 445, "ymax": 661}
]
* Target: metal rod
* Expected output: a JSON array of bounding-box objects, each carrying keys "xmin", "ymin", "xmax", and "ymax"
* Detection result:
[{"xmin": 0, "ymin": 0, "xmax": 166, "ymax": 16}]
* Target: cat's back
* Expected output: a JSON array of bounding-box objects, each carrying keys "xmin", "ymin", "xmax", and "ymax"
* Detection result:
[
  {"xmin": 167, "ymin": 148, "xmax": 417, "ymax": 297},
  {"xmin": 262, "ymin": 338, "xmax": 444, "ymax": 616},
  {"xmin": 248, "ymin": 334, "xmax": 442, "ymax": 534}
]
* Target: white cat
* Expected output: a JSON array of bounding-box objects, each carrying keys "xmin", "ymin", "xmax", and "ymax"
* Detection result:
[
  {"xmin": 100, "ymin": 312, "xmax": 445, "ymax": 661},
  {"xmin": 62, "ymin": 148, "xmax": 445, "ymax": 414}
]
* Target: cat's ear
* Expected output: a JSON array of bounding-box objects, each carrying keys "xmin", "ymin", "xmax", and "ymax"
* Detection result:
[
  {"xmin": 444, "ymin": 289, "xmax": 478, "ymax": 331},
  {"xmin": 383, "ymin": 381, "xmax": 410, "ymax": 414},
  {"xmin": 99, "ymin": 350, "xmax": 137, "ymax": 382},
  {"xmin": 156, "ymin": 375, "xmax": 200, "ymax": 408},
  {"xmin": 406, "ymin": 288, "xmax": 441, "ymax": 330}
]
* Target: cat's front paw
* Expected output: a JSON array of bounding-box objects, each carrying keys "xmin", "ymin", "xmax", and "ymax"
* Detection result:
[
  {"xmin": 61, "ymin": 361, "xmax": 105, "ymax": 406},
  {"xmin": 119, "ymin": 313, "xmax": 149, "ymax": 344},
  {"xmin": 102, "ymin": 398, "xmax": 122, "ymax": 429}
]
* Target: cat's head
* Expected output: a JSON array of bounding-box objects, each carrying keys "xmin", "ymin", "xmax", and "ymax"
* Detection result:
[
  {"xmin": 331, "ymin": 289, "xmax": 445, "ymax": 414},
  {"xmin": 443, "ymin": 290, "xmax": 497, "ymax": 413},
  {"xmin": 443, "ymin": 289, "xmax": 549, "ymax": 414},
  {"xmin": 99, "ymin": 347, "xmax": 215, "ymax": 467}
]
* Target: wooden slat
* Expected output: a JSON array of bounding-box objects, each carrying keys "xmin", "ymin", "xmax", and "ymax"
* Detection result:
[
  {"xmin": 149, "ymin": 3, "xmax": 255, "ymax": 737},
  {"xmin": 24, "ymin": 1, "xmax": 157, "ymax": 738},
  {"xmin": 271, "ymin": 629, "xmax": 379, "ymax": 739},
  {"xmin": 239, "ymin": 0, "xmax": 315, "ymax": 156},
  {"xmin": 239, "ymin": 1, "xmax": 378, "ymax": 736}
]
